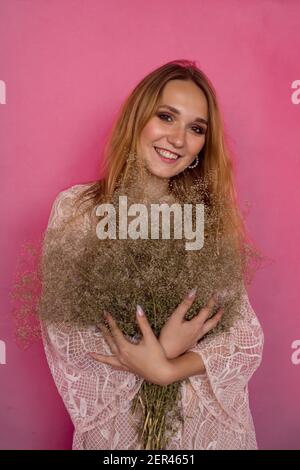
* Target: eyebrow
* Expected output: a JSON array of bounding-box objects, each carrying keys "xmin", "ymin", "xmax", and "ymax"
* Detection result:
[{"xmin": 157, "ymin": 104, "xmax": 208, "ymax": 127}]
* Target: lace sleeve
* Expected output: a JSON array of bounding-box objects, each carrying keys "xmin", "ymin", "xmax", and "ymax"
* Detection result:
[
  {"xmin": 44, "ymin": 184, "xmax": 92, "ymax": 234},
  {"xmin": 40, "ymin": 320, "xmax": 143, "ymax": 432},
  {"xmin": 41, "ymin": 185, "xmax": 88, "ymax": 257},
  {"xmin": 187, "ymin": 284, "xmax": 264, "ymax": 431},
  {"xmin": 40, "ymin": 186, "xmax": 144, "ymax": 433}
]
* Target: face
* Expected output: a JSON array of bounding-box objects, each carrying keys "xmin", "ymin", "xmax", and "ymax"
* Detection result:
[{"xmin": 136, "ymin": 79, "xmax": 208, "ymax": 179}]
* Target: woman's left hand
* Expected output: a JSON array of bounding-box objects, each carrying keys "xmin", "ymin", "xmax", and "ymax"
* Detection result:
[{"xmin": 89, "ymin": 305, "xmax": 172, "ymax": 386}]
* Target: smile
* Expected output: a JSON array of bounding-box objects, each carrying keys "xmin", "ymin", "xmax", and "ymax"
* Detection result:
[{"xmin": 154, "ymin": 146, "xmax": 180, "ymax": 162}]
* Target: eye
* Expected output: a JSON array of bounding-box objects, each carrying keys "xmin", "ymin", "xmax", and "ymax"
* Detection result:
[
  {"xmin": 157, "ymin": 113, "xmax": 172, "ymax": 122},
  {"xmin": 192, "ymin": 126, "xmax": 206, "ymax": 135},
  {"xmin": 156, "ymin": 113, "xmax": 206, "ymax": 135}
]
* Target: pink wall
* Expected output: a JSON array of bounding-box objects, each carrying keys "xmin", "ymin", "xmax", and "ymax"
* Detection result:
[{"xmin": 1, "ymin": 0, "xmax": 300, "ymax": 450}]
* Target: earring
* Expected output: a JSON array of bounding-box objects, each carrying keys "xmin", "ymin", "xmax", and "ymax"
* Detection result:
[{"xmin": 188, "ymin": 155, "xmax": 199, "ymax": 169}]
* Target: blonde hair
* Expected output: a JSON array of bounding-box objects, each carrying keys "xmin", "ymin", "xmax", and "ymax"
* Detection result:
[{"xmin": 74, "ymin": 59, "xmax": 252, "ymax": 256}]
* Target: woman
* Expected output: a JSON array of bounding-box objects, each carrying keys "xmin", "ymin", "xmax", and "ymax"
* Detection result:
[{"xmin": 39, "ymin": 60, "xmax": 264, "ymax": 450}]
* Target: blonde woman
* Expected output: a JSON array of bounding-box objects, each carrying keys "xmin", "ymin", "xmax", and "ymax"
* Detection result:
[{"xmin": 39, "ymin": 60, "xmax": 264, "ymax": 450}]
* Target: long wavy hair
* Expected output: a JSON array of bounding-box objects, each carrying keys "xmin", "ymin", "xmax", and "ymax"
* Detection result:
[{"xmin": 73, "ymin": 59, "xmax": 253, "ymax": 256}]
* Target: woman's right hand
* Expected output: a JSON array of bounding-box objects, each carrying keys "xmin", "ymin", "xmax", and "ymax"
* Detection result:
[{"xmin": 158, "ymin": 289, "xmax": 224, "ymax": 360}]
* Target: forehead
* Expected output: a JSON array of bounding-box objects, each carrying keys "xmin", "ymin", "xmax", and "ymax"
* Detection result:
[{"xmin": 159, "ymin": 79, "xmax": 208, "ymax": 117}]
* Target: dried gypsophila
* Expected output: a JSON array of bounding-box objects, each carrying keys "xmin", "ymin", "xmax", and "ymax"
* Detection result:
[{"xmin": 10, "ymin": 163, "xmax": 265, "ymax": 449}]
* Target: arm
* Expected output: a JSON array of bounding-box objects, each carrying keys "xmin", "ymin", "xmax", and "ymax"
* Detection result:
[
  {"xmin": 41, "ymin": 319, "xmax": 143, "ymax": 422},
  {"xmin": 184, "ymin": 284, "xmax": 264, "ymax": 430},
  {"xmin": 164, "ymin": 350, "xmax": 206, "ymax": 385},
  {"xmin": 40, "ymin": 186, "xmax": 144, "ymax": 435}
]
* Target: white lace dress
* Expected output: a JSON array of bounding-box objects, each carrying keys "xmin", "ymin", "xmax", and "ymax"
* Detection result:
[{"xmin": 40, "ymin": 184, "xmax": 264, "ymax": 450}]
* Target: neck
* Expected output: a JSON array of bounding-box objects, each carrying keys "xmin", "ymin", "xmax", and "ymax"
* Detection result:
[
  {"xmin": 123, "ymin": 162, "xmax": 174, "ymax": 204},
  {"xmin": 138, "ymin": 173, "xmax": 171, "ymax": 203}
]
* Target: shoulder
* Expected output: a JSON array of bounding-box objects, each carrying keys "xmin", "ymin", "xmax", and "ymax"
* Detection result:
[
  {"xmin": 55, "ymin": 182, "xmax": 95, "ymax": 202},
  {"xmin": 47, "ymin": 182, "xmax": 96, "ymax": 229}
]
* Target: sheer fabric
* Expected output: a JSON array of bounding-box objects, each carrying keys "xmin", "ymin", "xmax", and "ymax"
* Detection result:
[{"xmin": 40, "ymin": 184, "xmax": 264, "ymax": 450}]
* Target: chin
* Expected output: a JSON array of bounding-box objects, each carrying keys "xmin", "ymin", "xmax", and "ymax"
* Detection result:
[{"xmin": 145, "ymin": 162, "xmax": 175, "ymax": 179}]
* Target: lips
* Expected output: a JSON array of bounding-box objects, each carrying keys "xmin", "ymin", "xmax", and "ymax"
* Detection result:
[
  {"xmin": 154, "ymin": 146, "xmax": 181, "ymax": 158},
  {"xmin": 153, "ymin": 147, "xmax": 179, "ymax": 165}
]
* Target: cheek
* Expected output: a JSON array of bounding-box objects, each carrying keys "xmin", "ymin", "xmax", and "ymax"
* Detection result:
[
  {"xmin": 189, "ymin": 137, "xmax": 205, "ymax": 155},
  {"xmin": 140, "ymin": 119, "xmax": 163, "ymax": 143}
]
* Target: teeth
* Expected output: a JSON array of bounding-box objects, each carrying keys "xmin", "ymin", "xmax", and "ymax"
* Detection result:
[{"xmin": 155, "ymin": 147, "xmax": 179, "ymax": 160}]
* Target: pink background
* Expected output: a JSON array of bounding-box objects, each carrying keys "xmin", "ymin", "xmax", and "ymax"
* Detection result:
[{"xmin": 1, "ymin": 0, "xmax": 300, "ymax": 450}]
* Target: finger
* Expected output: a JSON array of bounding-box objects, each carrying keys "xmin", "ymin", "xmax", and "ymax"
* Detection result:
[
  {"xmin": 136, "ymin": 305, "xmax": 157, "ymax": 342},
  {"xmin": 104, "ymin": 312, "xmax": 127, "ymax": 347},
  {"xmin": 201, "ymin": 308, "xmax": 224, "ymax": 335},
  {"xmin": 97, "ymin": 323, "xmax": 119, "ymax": 355},
  {"xmin": 89, "ymin": 352, "xmax": 129, "ymax": 371},
  {"xmin": 195, "ymin": 292, "xmax": 219, "ymax": 323},
  {"xmin": 171, "ymin": 287, "xmax": 198, "ymax": 322}
]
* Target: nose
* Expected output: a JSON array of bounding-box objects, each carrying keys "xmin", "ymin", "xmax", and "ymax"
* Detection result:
[{"xmin": 167, "ymin": 125, "xmax": 185, "ymax": 148}]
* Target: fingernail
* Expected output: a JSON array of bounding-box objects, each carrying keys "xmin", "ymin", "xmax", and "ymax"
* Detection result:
[
  {"xmin": 187, "ymin": 287, "xmax": 197, "ymax": 299},
  {"xmin": 217, "ymin": 308, "xmax": 223, "ymax": 316},
  {"xmin": 136, "ymin": 304, "xmax": 144, "ymax": 317}
]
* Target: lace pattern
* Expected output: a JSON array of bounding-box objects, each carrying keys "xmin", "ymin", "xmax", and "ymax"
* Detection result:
[{"xmin": 40, "ymin": 184, "xmax": 264, "ymax": 450}]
